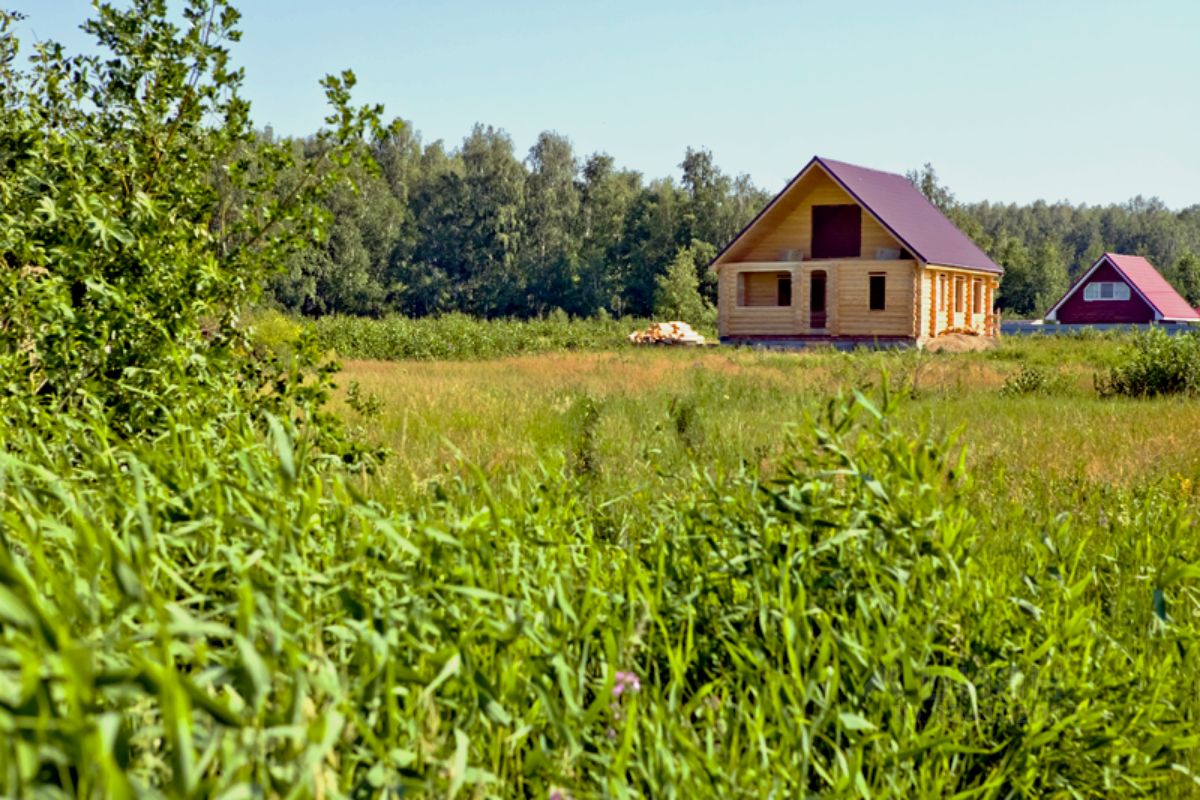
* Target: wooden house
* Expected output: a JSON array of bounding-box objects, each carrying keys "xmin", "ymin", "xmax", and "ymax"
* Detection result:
[
  {"xmin": 712, "ymin": 156, "xmax": 1003, "ymax": 345},
  {"xmin": 1043, "ymin": 253, "xmax": 1199, "ymax": 324}
]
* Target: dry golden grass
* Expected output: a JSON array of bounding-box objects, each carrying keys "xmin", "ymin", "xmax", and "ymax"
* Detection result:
[{"xmin": 333, "ymin": 342, "xmax": 1200, "ymax": 517}]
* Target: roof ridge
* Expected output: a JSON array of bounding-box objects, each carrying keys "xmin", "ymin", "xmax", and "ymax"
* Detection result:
[{"xmin": 817, "ymin": 156, "xmax": 908, "ymax": 181}]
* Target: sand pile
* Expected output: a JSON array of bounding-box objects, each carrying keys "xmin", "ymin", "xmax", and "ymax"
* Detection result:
[{"xmin": 923, "ymin": 333, "xmax": 997, "ymax": 353}]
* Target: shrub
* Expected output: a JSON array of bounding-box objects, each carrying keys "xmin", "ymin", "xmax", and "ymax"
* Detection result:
[
  {"xmin": 1097, "ymin": 327, "xmax": 1200, "ymax": 397},
  {"xmin": 247, "ymin": 308, "xmax": 306, "ymax": 358},
  {"xmin": 1001, "ymin": 363, "xmax": 1067, "ymax": 396}
]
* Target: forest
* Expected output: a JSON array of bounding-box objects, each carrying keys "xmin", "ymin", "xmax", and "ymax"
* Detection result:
[{"xmin": 266, "ymin": 121, "xmax": 1200, "ymax": 321}]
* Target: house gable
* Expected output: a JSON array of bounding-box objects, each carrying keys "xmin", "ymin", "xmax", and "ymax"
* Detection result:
[
  {"xmin": 1046, "ymin": 259, "xmax": 1155, "ymax": 323},
  {"xmin": 716, "ymin": 164, "xmax": 903, "ymax": 264},
  {"xmin": 1044, "ymin": 253, "xmax": 1199, "ymax": 323}
]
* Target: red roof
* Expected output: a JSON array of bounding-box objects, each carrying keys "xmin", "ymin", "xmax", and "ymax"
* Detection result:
[
  {"xmin": 817, "ymin": 158, "xmax": 1003, "ymax": 274},
  {"xmin": 1045, "ymin": 253, "xmax": 1200, "ymax": 321},
  {"xmin": 713, "ymin": 156, "xmax": 1002, "ymax": 274}
]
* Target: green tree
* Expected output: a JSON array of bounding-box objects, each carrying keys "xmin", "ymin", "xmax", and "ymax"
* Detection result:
[
  {"xmin": 993, "ymin": 235, "xmax": 1035, "ymax": 316},
  {"xmin": 403, "ymin": 139, "xmax": 464, "ymax": 315},
  {"xmin": 907, "ymin": 162, "xmax": 956, "ymax": 212},
  {"xmin": 578, "ymin": 153, "xmax": 641, "ymax": 314},
  {"xmin": 654, "ymin": 242, "xmax": 715, "ymax": 323},
  {"xmin": 271, "ymin": 140, "xmax": 404, "ymax": 316},
  {"xmin": 0, "ymin": 1, "xmax": 384, "ymax": 434},
  {"xmin": 1168, "ymin": 250, "xmax": 1200, "ymax": 306},
  {"xmin": 1030, "ymin": 239, "xmax": 1070, "ymax": 316},
  {"xmin": 679, "ymin": 147, "xmax": 732, "ymax": 248},
  {"xmin": 616, "ymin": 179, "xmax": 684, "ymax": 316},
  {"xmin": 457, "ymin": 125, "xmax": 526, "ymax": 315},
  {"xmin": 523, "ymin": 131, "xmax": 582, "ymax": 315}
]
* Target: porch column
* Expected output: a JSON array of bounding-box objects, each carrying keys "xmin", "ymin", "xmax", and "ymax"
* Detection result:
[
  {"xmin": 791, "ymin": 265, "xmax": 805, "ymax": 333},
  {"xmin": 990, "ymin": 278, "xmax": 999, "ymax": 336},
  {"xmin": 928, "ymin": 270, "xmax": 938, "ymax": 338},
  {"xmin": 965, "ymin": 277, "xmax": 974, "ymax": 328},
  {"xmin": 943, "ymin": 274, "xmax": 952, "ymax": 331}
]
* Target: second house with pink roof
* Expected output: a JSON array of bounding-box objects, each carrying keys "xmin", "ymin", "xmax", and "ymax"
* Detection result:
[{"xmin": 1043, "ymin": 253, "xmax": 1200, "ymax": 324}]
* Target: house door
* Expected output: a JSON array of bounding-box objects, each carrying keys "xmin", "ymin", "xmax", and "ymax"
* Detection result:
[{"xmin": 810, "ymin": 271, "xmax": 827, "ymax": 329}]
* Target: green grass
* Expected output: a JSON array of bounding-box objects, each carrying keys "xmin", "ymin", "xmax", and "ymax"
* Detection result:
[
  {"xmin": 5, "ymin": 328, "xmax": 1200, "ymax": 796},
  {"xmin": 250, "ymin": 309, "xmax": 718, "ymax": 362}
]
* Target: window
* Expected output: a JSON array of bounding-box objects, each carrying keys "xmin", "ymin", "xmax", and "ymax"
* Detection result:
[
  {"xmin": 777, "ymin": 275, "xmax": 792, "ymax": 307},
  {"xmin": 811, "ymin": 205, "xmax": 862, "ymax": 259},
  {"xmin": 869, "ymin": 273, "xmax": 886, "ymax": 310},
  {"xmin": 973, "ymin": 280, "xmax": 983, "ymax": 314},
  {"xmin": 955, "ymin": 276, "xmax": 964, "ymax": 312},
  {"xmin": 1083, "ymin": 281, "xmax": 1131, "ymax": 301},
  {"xmin": 737, "ymin": 272, "xmax": 792, "ymax": 307}
]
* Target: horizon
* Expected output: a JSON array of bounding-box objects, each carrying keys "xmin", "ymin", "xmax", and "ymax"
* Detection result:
[{"xmin": 15, "ymin": 0, "xmax": 1200, "ymax": 210}]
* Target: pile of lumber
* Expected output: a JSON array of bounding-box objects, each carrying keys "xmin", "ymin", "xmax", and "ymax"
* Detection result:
[{"xmin": 627, "ymin": 321, "xmax": 707, "ymax": 346}]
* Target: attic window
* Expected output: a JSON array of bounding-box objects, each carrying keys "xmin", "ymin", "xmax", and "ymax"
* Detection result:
[
  {"xmin": 812, "ymin": 205, "xmax": 861, "ymax": 259},
  {"xmin": 1084, "ymin": 282, "xmax": 1131, "ymax": 302}
]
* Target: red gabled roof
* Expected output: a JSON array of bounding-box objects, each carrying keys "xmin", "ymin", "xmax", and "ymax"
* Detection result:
[
  {"xmin": 712, "ymin": 156, "xmax": 1003, "ymax": 274},
  {"xmin": 1044, "ymin": 253, "xmax": 1200, "ymax": 321}
]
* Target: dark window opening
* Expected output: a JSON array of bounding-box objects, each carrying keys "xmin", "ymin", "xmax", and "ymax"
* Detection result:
[
  {"xmin": 810, "ymin": 270, "xmax": 827, "ymax": 328},
  {"xmin": 812, "ymin": 205, "xmax": 862, "ymax": 259},
  {"xmin": 777, "ymin": 275, "xmax": 792, "ymax": 307},
  {"xmin": 869, "ymin": 273, "xmax": 886, "ymax": 311},
  {"xmin": 810, "ymin": 273, "xmax": 827, "ymax": 313},
  {"xmin": 955, "ymin": 276, "xmax": 964, "ymax": 312}
]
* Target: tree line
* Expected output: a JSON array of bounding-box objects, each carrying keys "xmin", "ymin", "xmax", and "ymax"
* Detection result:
[
  {"xmin": 265, "ymin": 122, "xmax": 1200, "ymax": 321},
  {"xmin": 266, "ymin": 123, "xmax": 769, "ymax": 321}
]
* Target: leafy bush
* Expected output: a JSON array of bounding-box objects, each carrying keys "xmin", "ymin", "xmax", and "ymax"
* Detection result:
[
  {"xmin": 1001, "ymin": 363, "xmax": 1067, "ymax": 396},
  {"xmin": 1097, "ymin": 327, "xmax": 1200, "ymax": 397},
  {"xmin": 247, "ymin": 308, "xmax": 307, "ymax": 358},
  {"xmin": 0, "ymin": 5, "xmax": 386, "ymax": 438}
]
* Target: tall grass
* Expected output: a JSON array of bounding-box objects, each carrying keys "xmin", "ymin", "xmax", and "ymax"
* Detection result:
[
  {"xmin": 4, "ymin": 376, "xmax": 1199, "ymax": 796},
  {"xmin": 250, "ymin": 311, "xmax": 714, "ymax": 361}
]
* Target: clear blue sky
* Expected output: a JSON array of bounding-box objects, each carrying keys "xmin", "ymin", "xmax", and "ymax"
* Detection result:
[{"xmin": 16, "ymin": 0, "xmax": 1200, "ymax": 208}]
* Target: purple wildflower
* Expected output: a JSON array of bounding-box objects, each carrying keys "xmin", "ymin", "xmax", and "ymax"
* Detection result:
[{"xmin": 613, "ymin": 670, "xmax": 641, "ymax": 697}]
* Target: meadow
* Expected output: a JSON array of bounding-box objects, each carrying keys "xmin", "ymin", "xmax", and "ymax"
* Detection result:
[
  {"xmin": 308, "ymin": 327, "xmax": 1200, "ymax": 796},
  {"xmin": 7, "ymin": 313, "xmax": 1200, "ymax": 796},
  {"xmin": 332, "ymin": 332, "xmax": 1200, "ymax": 511}
]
